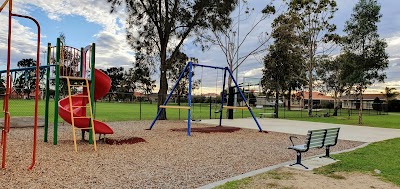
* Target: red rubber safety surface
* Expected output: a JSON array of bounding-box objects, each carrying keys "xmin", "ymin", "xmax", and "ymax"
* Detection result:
[{"xmin": 105, "ymin": 137, "xmax": 146, "ymax": 145}]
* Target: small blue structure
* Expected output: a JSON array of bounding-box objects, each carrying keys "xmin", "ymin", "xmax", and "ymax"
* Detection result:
[{"xmin": 149, "ymin": 61, "xmax": 263, "ymax": 136}]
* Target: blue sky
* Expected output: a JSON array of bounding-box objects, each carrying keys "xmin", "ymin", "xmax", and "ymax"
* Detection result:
[{"xmin": 1, "ymin": 0, "xmax": 400, "ymax": 94}]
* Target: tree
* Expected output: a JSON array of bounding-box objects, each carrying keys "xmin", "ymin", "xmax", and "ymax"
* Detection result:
[
  {"xmin": 0, "ymin": 77, "xmax": 5, "ymax": 97},
  {"xmin": 13, "ymin": 58, "xmax": 45, "ymax": 99},
  {"xmin": 381, "ymin": 87, "xmax": 399, "ymax": 104},
  {"xmin": 103, "ymin": 67, "xmax": 125, "ymax": 102},
  {"xmin": 343, "ymin": 0, "xmax": 389, "ymax": 124},
  {"xmin": 130, "ymin": 54, "xmax": 156, "ymax": 101},
  {"xmin": 166, "ymin": 51, "xmax": 200, "ymax": 105},
  {"xmin": 196, "ymin": 1, "xmax": 276, "ymax": 87},
  {"xmin": 108, "ymin": 0, "xmax": 238, "ymax": 119},
  {"xmin": 317, "ymin": 52, "xmax": 355, "ymax": 116},
  {"xmin": 261, "ymin": 13, "xmax": 304, "ymax": 118},
  {"xmin": 287, "ymin": 0, "xmax": 338, "ymax": 117}
]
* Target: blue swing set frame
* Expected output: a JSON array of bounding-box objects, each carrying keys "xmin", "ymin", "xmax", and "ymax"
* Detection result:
[{"xmin": 148, "ymin": 61, "xmax": 263, "ymax": 136}]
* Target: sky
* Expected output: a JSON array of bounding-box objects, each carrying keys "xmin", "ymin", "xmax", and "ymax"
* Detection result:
[{"xmin": 1, "ymin": 0, "xmax": 400, "ymax": 95}]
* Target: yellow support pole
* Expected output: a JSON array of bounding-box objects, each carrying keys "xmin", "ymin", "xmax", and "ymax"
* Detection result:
[
  {"xmin": 85, "ymin": 79, "xmax": 97, "ymax": 151},
  {"xmin": 67, "ymin": 78, "xmax": 78, "ymax": 152}
]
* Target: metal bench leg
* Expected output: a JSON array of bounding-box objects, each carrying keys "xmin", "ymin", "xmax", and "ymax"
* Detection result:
[
  {"xmin": 320, "ymin": 146, "xmax": 335, "ymax": 160},
  {"xmin": 289, "ymin": 151, "xmax": 308, "ymax": 169}
]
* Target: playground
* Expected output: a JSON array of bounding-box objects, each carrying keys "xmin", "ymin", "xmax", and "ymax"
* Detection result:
[
  {"xmin": 1, "ymin": 0, "xmax": 400, "ymax": 188},
  {"xmin": 0, "ymin": 120, "xmax": 365, "ymax": 188}
]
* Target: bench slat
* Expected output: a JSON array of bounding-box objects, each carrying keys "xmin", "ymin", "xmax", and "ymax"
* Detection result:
[
  {"xmin": 324, "ymin": 135, "xmax": 338, "ymax": 140},
  {"xmin": 325, "ymin": 132, "xmax": 339, "ymax": 137},
  {"xmin": 308, "ymin": 129, "xmax": 326, "ymax": 133},
  {"xmin": 308, "ymin": 130, "xmax": 326, "ymax": 135},
  {"xmin": 324, "ymin": 138, "xmax": 338, "ymax": 145},
  {"xmin": 309, "ymin": 134, "xmax": 326, "ymax": 140},
  {"xmin": 309, "ymin": 139, "xmax": 325, "ymax": 147},
  {"xmin": 309, "ymin": 133, "xmax": 326, "ymax": 138}
]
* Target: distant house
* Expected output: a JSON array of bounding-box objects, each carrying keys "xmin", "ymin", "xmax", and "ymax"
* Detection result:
[
  {"xmin": 255, "ymin": 96, "xmax": 283, "ymax": 107},
  {"xmin": 203, "ymin": 93, "xmax": 219, "ymax": 97},
  {"xmin": 289, "ymin": 91, "xmax": 334, "ymax": 109},
  {"xmin": 133, "ymin": 92, "xmax": 145, "ymax": 98},
  {"xmin": 9, "ymin": 90, "xmax": 22, "ymax": 99},
  {"xmin": 341, "ymin": 93, "xmax": 391, "ymax": 110},
  {"xmin": 148, "ymin": 93, "xmax": 159, "ymax": 102}
]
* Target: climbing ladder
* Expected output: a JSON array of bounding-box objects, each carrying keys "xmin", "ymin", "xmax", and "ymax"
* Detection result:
[{"xmin": 65, "ymin": 77, "xmax": 97, "ymax": 152}]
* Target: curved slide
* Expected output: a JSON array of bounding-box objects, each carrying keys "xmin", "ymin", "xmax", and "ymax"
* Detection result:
[{"xmin": 58, "ymin": 69, "xmax": 114, "ymax": 134}]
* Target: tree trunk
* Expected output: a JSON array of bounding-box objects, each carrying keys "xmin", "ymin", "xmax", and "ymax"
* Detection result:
[
  {"xmin": 308, "ymin": 77, "xmax": 313, "ymax": 117},
  {"xmin": 177, "ymin": 93, "xmax": 181, "ymax": 106},
  {"xmin": 358, "ymin": 89, "xmax": 363, "ymax": 124},
  {"xmin": 307, "ymin": 54, "xmax": 313, "ymax": 117},
  {"xmin": 287, "ymin": 88, "xmax": 291, "ymax": 111},
  {"xmin": 333, "ymin": 91, "xmax": 338, "ymax": 116},
  {"xmin": 157, "ymin": 49, "xmax": 168, "ymax": 120},
  {"xmin": 274, "ymin": 91, "xmax": 279, "ymax": 118}
]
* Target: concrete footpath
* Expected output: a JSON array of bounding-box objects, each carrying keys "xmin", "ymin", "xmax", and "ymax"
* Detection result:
[{"xmin": 199, "ymin": 118, "xmax": 400, "ymax": 142}]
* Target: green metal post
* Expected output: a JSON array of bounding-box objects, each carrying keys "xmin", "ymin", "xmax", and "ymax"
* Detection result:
[
  {"xmin": 53, "ymin": 38, "xmax": 61, "ymax": 145},
  {"xmin": 44, "ymin": 43, "xmax": 51, "ymax": 142},
  {"xmin": 88, "ymin": 43, "xmax": 96, "ymax": 144}
]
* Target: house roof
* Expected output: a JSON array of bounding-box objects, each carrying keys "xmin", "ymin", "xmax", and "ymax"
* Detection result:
[
  {"xmin": 293, "ymin": 91, "xmax": 333, "ymax": 100},
  {"xmin": 341, "ymin": 94, "xmax": 389, "ymax": 101},
  {"xmin": 133, "ymin": 92, "xmax": 145, "ymax": 97}
]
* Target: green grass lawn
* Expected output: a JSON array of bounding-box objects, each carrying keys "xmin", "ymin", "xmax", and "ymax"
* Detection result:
[
  {"xmin": 215, "ymin": 138, "xmax": 400, "ymax": 189},
  {"xmin": 1, "ymin": 99, "xmax": 399, "ymax": 129},
  {"xmin": 315, "ymin": 138, "xmax": 400, "ymax": 186}
]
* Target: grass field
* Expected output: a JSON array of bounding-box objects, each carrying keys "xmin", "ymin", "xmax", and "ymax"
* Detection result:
[
  {"xmin": 1, "ymin": 99, "xmax": 398, "ymax": 129},
  {"xmin": 216, "ymin": 138, "xmax": 400, "ymax": 188},
  {"xmin": 315, "ymin": 138, "xmax": 400, "ymax": 186}
]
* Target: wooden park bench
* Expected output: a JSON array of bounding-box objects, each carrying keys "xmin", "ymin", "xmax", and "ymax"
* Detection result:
[{"xmin": 288, "ymin": 127, "xmax": 340, "ymax": 169}]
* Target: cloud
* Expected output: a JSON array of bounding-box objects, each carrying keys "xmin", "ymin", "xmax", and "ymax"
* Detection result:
[
  {"xmin": 94, "ymin": 31, "xmax": 134, "ymax": 69},
  {"xmin": 18, "ymin": 0, "xmax": 126, "ymax": 33},
  {"xmin": 2, "ymin": 0, "xmax": 134, "ymax": 70},
  {"xmin": 3, "ymin": 0, "xmax": 400, "ymax": 94}
]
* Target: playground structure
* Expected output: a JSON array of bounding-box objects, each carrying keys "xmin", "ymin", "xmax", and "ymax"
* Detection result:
[
  {"xmin": 1, "ymin": 0, "xmax": 41, "ymax": 170},
  {"xmin": 1, "ymin": 0, "xmax": 112, "ymax": 169},
  {"xmin": 0, "ymin": 37, "xmax": 113, "ymax": 165},
  {"xmin": 149, "ymin": 61, "xmax": 263, "ymax": 136},
  {"xmin": 48, "ymin": 38, "xmax": 113, "ymax": 152}
]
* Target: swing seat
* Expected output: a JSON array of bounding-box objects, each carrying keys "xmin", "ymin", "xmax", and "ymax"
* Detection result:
[{"xmin": 159, "ymin": 105, "xmax": 190, "ymax": 110}]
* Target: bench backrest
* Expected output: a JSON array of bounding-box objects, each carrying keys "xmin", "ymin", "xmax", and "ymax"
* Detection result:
[
  {"xmin": 306, "ymin": 129, "xmax": 327, "ymax": 149},
  {"xmin": 324, "ymin": 127, "xmax": 340, "ymax": 146},
  {"xmin": 305, "ymin": 127, "xmax": 340, "ymax": 150}
]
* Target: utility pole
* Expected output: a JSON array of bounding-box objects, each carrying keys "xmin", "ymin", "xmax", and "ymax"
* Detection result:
[{"xmin": 234, "ymin": 0, "xmax": 240, "ymax": 108}]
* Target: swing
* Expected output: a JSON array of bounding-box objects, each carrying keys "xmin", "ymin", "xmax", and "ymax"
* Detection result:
[
  {"xmin": 149, "ymin": 61, "xmax": 263, "ymax": 136},
  {"xmin": 191, "ymin": 66, "xmax": 203, "ymax": 122},
  {"xmin": 214, "ymin": 69, "xmax": 222, "ymax": 114},
  {"xmin": 159, "ymin": 66, "xmax": 191, "ymax": 110}
]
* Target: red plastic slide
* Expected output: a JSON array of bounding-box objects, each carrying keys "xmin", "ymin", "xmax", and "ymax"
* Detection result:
[{"xmin": 58, "ymin": 69, "xmax": 114, "ymax": 134}]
